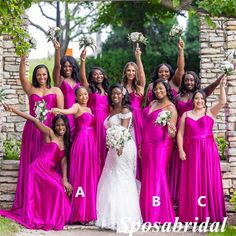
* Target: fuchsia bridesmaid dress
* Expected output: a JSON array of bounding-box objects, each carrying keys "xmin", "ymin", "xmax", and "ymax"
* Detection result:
[
  {"xmin": 140, "ymin": 106, "xmax": 175, "ymax": 224},
  {"xmin": 69, "ymin": 113, "xmax": 100, "ymax": 223},
  {"xmin": 12, "ymin": 94, "xmax": 56, "ymax": 212},
  {"xmin": 0, "ymin": 142, "xmax": 71, "ymax": 230},
  {"xmin": 179, "ymin": 113, "xmax": 226, "ymax": 222},
  {"xmin": 60, "ymin": 80, "xmax": 80, "ymax": 139},
  {"xmin": 169, "ymin": 98, "xmax": 193, "ymax": 205},
  {"xmin": 88, "ymin": 93, "xmax": 109, "ymax": 170},
  {"xmin": 129, "ymin": 92, "xmax": 143, "ymax": 180}
]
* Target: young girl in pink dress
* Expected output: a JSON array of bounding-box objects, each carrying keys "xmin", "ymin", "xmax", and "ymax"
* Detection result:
[
  {"xmin": 177, "ymin": 77, "xmax": 227, "ymax": 223},
  {"xmin": 52, "ymin": 86, "xmax": 100, "ymax": 224},
  {"xmin": 53, "ymin": 41, "xmax": 80, "ymax": 139},
  {"xmin": 0, "ymin": 105, "xmax": 71, "ymax": 230},
  {"xmin": 80, "ymin": 50, "xmax": 109, "ymax": 170},
  {"xmin": 140, "ymin": 78, "xmax": 177, "ymax": 224},
  {"xmin": 122, "ymin": 45, "xmax": 146, "ymax": 181}
]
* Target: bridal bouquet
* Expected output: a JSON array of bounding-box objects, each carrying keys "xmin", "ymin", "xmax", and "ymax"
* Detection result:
[
  {"xmin": 154, "ymin": 110, "xmax": 171, "ymax": 126},
  {"xmin": 28, "ymin": 36, "xmax": 37, "ymax": 50},
  {"xmin": 46, "ymin": 27, "xmax": 61, "ymax": 43},
  {"xmin": 106, "ymin": 125, "xmax": 132, "ymax": 149},
  {"xmin": 34, "ymin": 99, "xmax": 48, "ymax": 122},
  {"xmin": 0, "ymin": 88, "xmax": 6, "ymax": 104},
  {"xmin": 128, "ymin": 32, "xmax": 148, "ymax": 46},
  {"xmin": 169, "ymin": 23, "xmax": 183, "ymax": 38},
  {"xmin": 220, "ymin": 61, "xmax": 234, "ymax": 76},
  {"xmin": 79, "ymin": 35, "xmax": 96, "ymax": 52}
]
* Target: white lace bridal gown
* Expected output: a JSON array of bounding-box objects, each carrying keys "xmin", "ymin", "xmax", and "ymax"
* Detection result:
[{"xmin": 96, "ymin": 112, "xmax": 142, "ymax": 233}]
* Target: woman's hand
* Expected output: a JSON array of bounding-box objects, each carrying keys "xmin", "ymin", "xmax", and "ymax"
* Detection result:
[
  {"xmin": 2, "ymin": 103, "xmax": 15, "ymax": 112},
  {"xmin": 135, "ymin": 45, "xmax": 141, "ymax": 59},
  {"xmin": 80, "ymin": 49, "xmax": 86, "ymax": 62},
  {"xmin": 167, "ymin": 122, "xmax": 176, "ymax": 138},
  {"xmin": 220, "ymin": 75, "xmax": 227, "ymax": 88},
  {"xmin": 53, "ymin": 40, "xmax": 60, "ymax": 50},
  {"xmin": 178, "ymin": 38, "xmax": 184, "ymax": 51},
  {"xmin": 51, "ymin": 108, "xmax": 62, "ymax": 115},
  {"xmin": 63, "ymin": 179, "xmax": 73, "ymax": 196},
  {"xmin": 116, "ymin": 148, "xmax": 123, "ymax": 156},
  {"xmin": 179, "ymin": 149, "xmax": 186, "ymax": 160}
]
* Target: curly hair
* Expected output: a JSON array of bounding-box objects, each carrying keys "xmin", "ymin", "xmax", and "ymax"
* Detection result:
[
  {"xmin": 108, "ymin": 83, "xmax": 131, "ymax": 109},
  {"xmin": 60, "ymin": 56, "xmax": 80, "ymax": 82},
  {"xmin": 179, "ymin": 71, "xmax": 201, "ymax": 95},
  {"xmin": 122, "ymin": 62, "xmax": 139, "ymax": 92},
  {"xmin": 88, "ymin": 67, "xmax": 109, "ymax": 94},
  {"xmin": 151, "ymin": 63, "xmax": 174, "ymax": 83},
  {"xmin": 152, "ymin": 78, "xmax": 175, "ymax": 104},
  {"xmin": 32, "ymin": 64, "xmax": 51, "ymax": 88},
  {"xmin": 52, "ymin": 115, "xmax": 71, "ymax": 165}
]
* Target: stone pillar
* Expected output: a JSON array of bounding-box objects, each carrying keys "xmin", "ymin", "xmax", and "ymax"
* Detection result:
[{"xmin": 0, "ymin": 36, "xmax": 3, "ymax": 158}]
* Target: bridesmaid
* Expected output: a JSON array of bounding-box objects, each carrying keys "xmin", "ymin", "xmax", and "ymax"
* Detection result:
[
  {"xmin": 0, "ymin": 105, "xmax": 71, "ymax": 230},
  {"xmin": 146, "ymin": 39, "xmax": 185, "ymax": 105},
  {"xmin": 12, "ymin": 56, "xmax": 64, "ymax": 213},
  {"xmin": 177, "ymin": 77, "xmax": 227, "ymax": 223},
  {"xmin": 52, "ymin": 86, "xmax": 100, "ymax": 224},
  {"xmin": 122, "ymin": 45, "xmax": 146, "ymax": 181},
  {"xmin": 169, "ymin": 71, "xmax": 225, "ymax": 205},
  {"xmin": 53, "ymin": 40, "xmax": 80, "ymax": 139},
  {"xmin": 80, "ymin": 50, "xmax": 109, "ymax": 170},
  {"xmin": 140, "ymin": 78, "xmax": 177, "ymax": 224}
]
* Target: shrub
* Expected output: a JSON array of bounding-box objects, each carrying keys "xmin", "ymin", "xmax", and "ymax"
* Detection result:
[
  {"xmin": 216, "ymin": 136, "xmax": 228, "ymax": 160},
  {"xmin": 3, "ymin": 139, "xmax": 21, "ymax": 160}
]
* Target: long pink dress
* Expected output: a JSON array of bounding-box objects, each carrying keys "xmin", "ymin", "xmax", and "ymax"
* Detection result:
[
  {"xmin": 179, "ymin": 114, "xmax": 226, "ymax": 222},
  {"xmin": 169, "ymin": 98, "xmax": 193, "ymax": 205},
  {"xmin": 88, "ymin": 93, "xmax": 109, "ymax": 170},
  {"xmin": 60, "ymin": 80, "xmax": 80, "ymax": 139},
  {"xmin": 0, "ymin": 142, "xmax": 71, "ymax": 230},
  {"xmin": 69, "ymin": 113, "xmax": 100, "ymax": 223},
  {"xmin": 129, "ymin": 92, "xmax": 143, "ymax": 180},
  {"xmin": 140, "ymin": 106, "xmax": 175, "ymax": 224},
  {"xmin": 12, "ymin": 94, "xmax": 56, "ymax": 212}
]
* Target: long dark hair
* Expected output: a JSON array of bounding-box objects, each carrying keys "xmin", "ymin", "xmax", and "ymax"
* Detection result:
[
  {"xmin": 179, "ymin": 71, "xmax": 201, "ymax": 95},
  {"xmin": 108, "ymin": 83, "xmax": 131, "ymax": 109},
  {"xmin": 192, "ymin": 89, "xmax": 207, "ymax": 113},
  {"xmin": 151, "ymin": 63, "xmax": 174, "ymax": 83},
  {"xmin": 152, "ymin": 78, "xmax": 175, "ymax": 104},
  {"xmin": 52, "ymin": 115, "xmax": 71, "ymax": 164},
  {"xmin": 60, "ymin": 56, "xmax": 80, "ymax": 82},
  {"xmin": 32, "ymin": 64, "xmax": 51, "ymax": 88},
  {"xmin": 122, "ymin": 62, "xmax": 139, "ymax": 92},
  {"xmin": 88, "ymin": 67, "xmax": 109, "ymax": 94}
]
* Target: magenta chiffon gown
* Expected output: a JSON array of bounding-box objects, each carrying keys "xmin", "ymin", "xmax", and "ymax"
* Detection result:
[
  {"xmin": 169, "ymin": 98, "xmax": 193, "ymax": 205},
  {"xmin": 88, "ymin": 93, "xmax": 109, "ymax": 170},
  {"xmin": 179, "ymin": 114, "xmax": 226, "ymax": 222},
  {"xmin": 140, "ymin": 106, "xmax": 175, "ymax": 224},
  {"xmin": 69, "ymin": 113, "xmax": 101, "ymax": 223},
  {"xmin": 60, "ymin": 80, "xmax": 80, "ymax": 140},
  {"xmin": 0, "ymin": 142, "xmax": 71, "ymax": 230},
  {"xmin": 129, "ymin": 92, "xmax": 143, "ymax": 180},
  {"xmin": 12, "ymin": 94, "xmax": 56, "ymax": 212}
]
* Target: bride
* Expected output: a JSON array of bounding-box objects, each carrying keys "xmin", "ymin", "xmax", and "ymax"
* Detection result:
[{"xmin": 96, "ymin": 83, "xmax": 142, "ymax": 233}]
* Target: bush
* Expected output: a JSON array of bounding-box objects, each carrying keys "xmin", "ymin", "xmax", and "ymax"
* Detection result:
[
  {"xmin": 216, "ymin": 136, "xmax": 228, "ymax": 160},
  {"xmin": 230, "ymin": 191, "xmax": 236, "ymax": 212},
  {"xmin": 3, "ymin": 139, "xmax": 21, "ymax": 160}
]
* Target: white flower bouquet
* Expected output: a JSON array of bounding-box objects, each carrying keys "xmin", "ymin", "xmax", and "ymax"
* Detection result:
[
  {"xmin": 220, "ymin": 61, "xmax": 234, "ymax": 76},
  {"xmin": 79, "ymin": 35, "xmax": 96, "ymax": 52},
  {"xmin": 106, "ymin": 125, "xmax": 132, "ymax": 150},
  {"xmin": 34, "ymin": 99, "xmax": 48, "ymax": 122},
  {"xmin": 128, "ymin": 32, "xmax": 148, "ymax": 46},
  {"xmin": 0, "ymin": 88, "xmax": 6, "ymax": 104},
  {"xmin": 169, "ymin": 23, "xmax": 183, "ymax": 38},
  {"xmin": 46, "ymin": 27, "xmax": 61, "ymax": 43},
  {"xmin": 154, "ymin": 110, "xmax": 172, "ymax": 126},
  {"xmin": 28, "ymin": 36, "xmax": 37, "ymax": 49}
]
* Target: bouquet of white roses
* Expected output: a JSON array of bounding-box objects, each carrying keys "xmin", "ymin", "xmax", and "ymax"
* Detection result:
[
  {"xmin": 169, "ymin": 23, "xmax": 183, "ymax": 38},
  {"xmin": 34, "ymin": 99, "xmax": 48, "ymax": 122},
  {"xmin": 79, "ymin": 35, "xmax": 96, "ymax": 52},
  {"xmin": 28, "ymin": 36, "xmax": 37, "ymax": 49},
  {"xmin": 220, "ymin": 61, "xmax": 234, "ymax": 76},
  {"xmin": 106, "ymin": 125, "xmax": 132, "ymax": 150},
  {"xmin": 0, "ymin": 88, "xmax": 6, "ymax": 104},
  {"xmin": 128, "ymin": 32, "xmax": 148, "ymax": 46},
  {"xmin": 46, "ymin": 27, "xmax": 61, "ymax": 43},
  {"xmin": 154, "ymin": 110, "xmax": 172, "ymax": 126}
]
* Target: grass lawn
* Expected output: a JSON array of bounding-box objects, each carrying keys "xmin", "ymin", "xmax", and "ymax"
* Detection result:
[
  {"xmin": 207, "ymin": 225, "xmax": 236, "ymax": 236},
  {"xmin": 0, "ymin": 217, "xmax": 21, "ymax": 236}
]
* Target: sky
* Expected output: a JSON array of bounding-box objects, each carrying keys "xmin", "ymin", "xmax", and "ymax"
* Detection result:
[{"xmin": 27, "ymin": 4, "xmax": 187, "ymax": 59}]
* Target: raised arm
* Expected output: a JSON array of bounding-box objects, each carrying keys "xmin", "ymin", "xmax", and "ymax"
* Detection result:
[
  {"xmin": 210, "ymin": 76, "xmax": 227, "ymax": 117},
  {"xmin": 79, "ymin": 49, "xmax": 89, "ymax": 89},
  {"xmin": 135, "ymin": 45, "xmax": 146, "ymax": 88},
  {"xmin": 177, "ymin": 112, "xmax": 187, "ymax": 160},
  {"xmin": 61, "ymin": 156, "xmax": 73, "ymax": 196},
  {"xmin": 51, "ymin": 103, "xmax": 79, "ymax": 116},
  {"xmin": 203, "ymin": 73, "xmax": 224, "ymax": 97},
  {"xmin": 171, "ymin": 39, "xmax": 185, "ymax": 87},
  {"xmin": 19, "ymin": 55, "xmax": 33, "ymax": 95},
  {"xmin": 3, "ymin": 104, "xmax": 52, "ymax": 137}
]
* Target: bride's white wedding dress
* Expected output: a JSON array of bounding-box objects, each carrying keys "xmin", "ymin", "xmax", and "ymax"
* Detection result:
[{"xmin": 96, "ymin": 112, "xmax": 142, "ymax": 233}]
